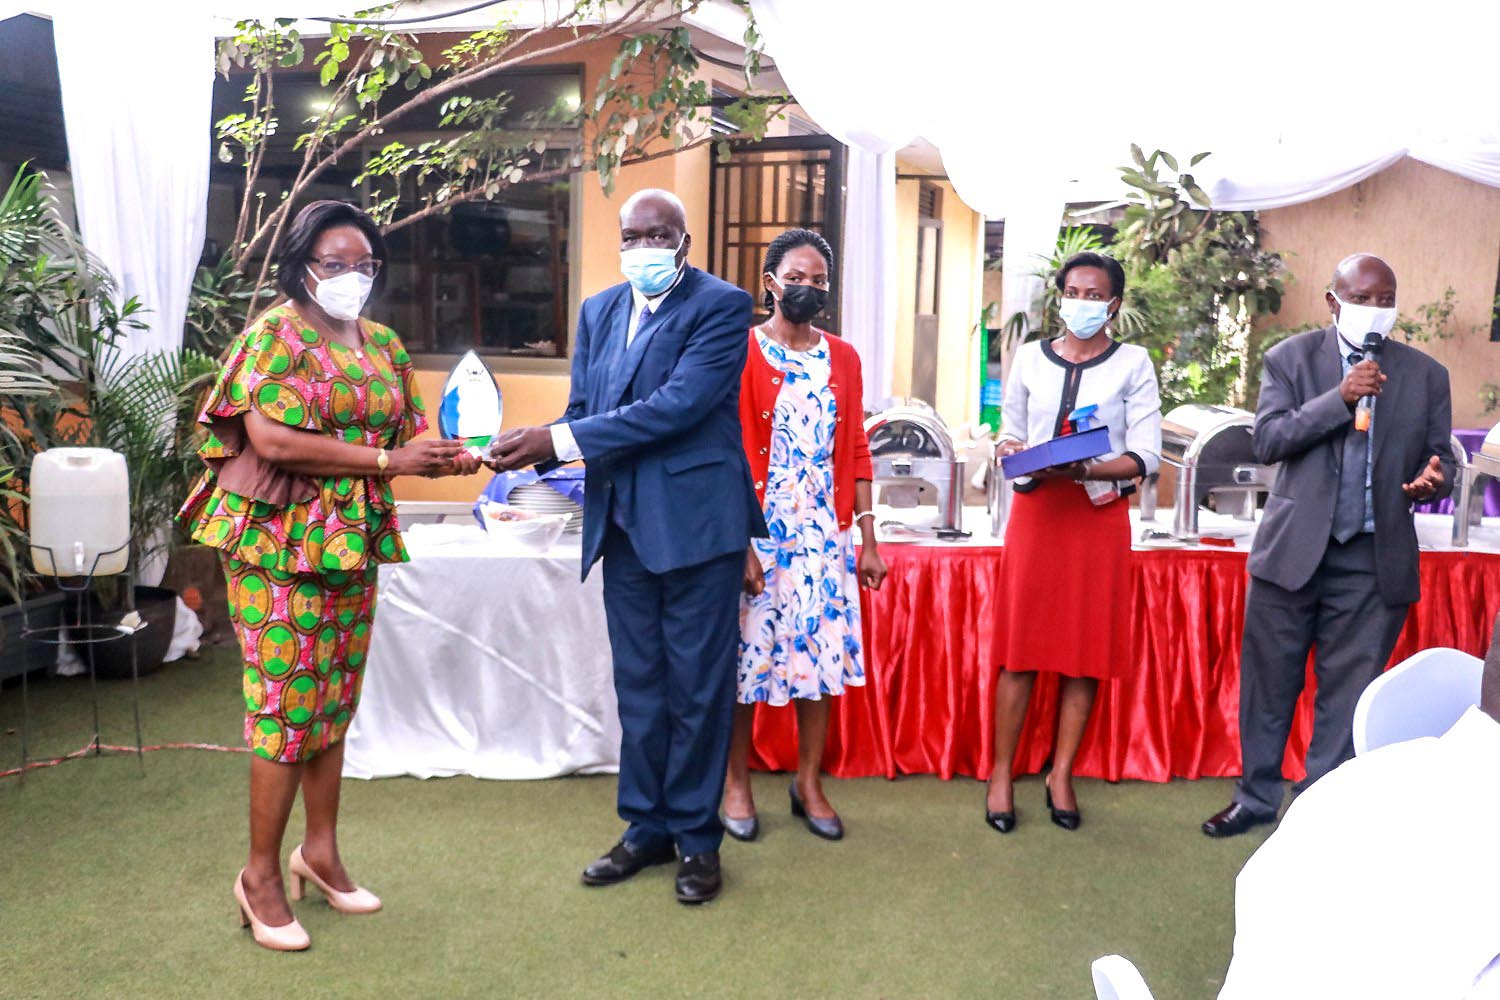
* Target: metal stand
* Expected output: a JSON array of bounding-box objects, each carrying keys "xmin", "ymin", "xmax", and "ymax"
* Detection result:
[{"xmin": 15, "ymin": 542, "xmax": 146, "ymax": 783}]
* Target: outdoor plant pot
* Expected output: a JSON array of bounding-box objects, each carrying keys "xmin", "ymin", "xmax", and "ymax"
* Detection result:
[
  {"xmin": 0, "ymin": 591, "xmax": 66, "ymax": 683},
  {"xmin": 65, "ymin": 585, "xmax": 178, "ymax": 680}
]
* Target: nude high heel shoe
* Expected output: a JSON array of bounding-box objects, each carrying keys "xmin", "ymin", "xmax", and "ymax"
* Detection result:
[
  {"xmin": 288, "ymin": 845, "xmax": 383, "ymax": 914},
  {"xmin": 234, "ymin": 870, "xmax": 311, "ymax": 951}
]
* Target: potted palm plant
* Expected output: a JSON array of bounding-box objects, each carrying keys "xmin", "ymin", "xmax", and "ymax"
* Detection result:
[{"xmin": 0, "ymin": 163, "xmax": 217, "ymax": 678}]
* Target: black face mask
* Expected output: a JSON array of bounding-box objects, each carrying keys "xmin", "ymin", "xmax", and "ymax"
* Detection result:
[{"xmin": 774, "ymin": 282, "xmax": 828, "ymax": 324}]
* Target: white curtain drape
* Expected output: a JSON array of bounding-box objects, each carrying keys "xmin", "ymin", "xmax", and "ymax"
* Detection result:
[
  {"xmin": 750, "ymin": 0, "xmax": 928, "ymax": 403},
  {"xmin": 51, "ymin": 5, "xmax": 215, "ymax": 360},
  {"xmin": 840, "ymin": 148, "xmax": 897, "ymax": 407}
]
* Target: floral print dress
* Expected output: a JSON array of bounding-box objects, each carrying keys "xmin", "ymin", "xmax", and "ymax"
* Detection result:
[{"xmin": 737, "ymin": 331, "xmax": 865, "ymax": 706}]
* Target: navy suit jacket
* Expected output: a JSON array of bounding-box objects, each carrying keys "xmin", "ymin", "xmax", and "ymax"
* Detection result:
[{"xmin": 557, "ymin": 266, "xmax": 766, "ymax": 578}]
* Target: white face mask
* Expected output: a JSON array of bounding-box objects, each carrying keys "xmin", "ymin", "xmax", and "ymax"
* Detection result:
[
  {"xmin": 1331, "ymin": 292, "xmax": 1397, "ymax": 344},
  {"xmin": 306, "ymin": 267, "xmax": 374, "ymax": 322},
  {"xmin": 1058, "ymin": 298, "xmax": 1113, "ymax": 340}
]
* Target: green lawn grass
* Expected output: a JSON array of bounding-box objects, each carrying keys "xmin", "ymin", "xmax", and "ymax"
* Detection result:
[{"xmin": 0, "ymin": 647, "xmax": 1267, "ymax": 999}]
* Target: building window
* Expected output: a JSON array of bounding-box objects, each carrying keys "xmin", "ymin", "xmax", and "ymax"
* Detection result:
[
  {"xmin": 207, "ymin": 64, "xmax": 581, "ymax": 362},
  {"xmin": 710, "ymin": 85, "xmax": 740, "ymax": 136},
  {"xmin": 708, "ymin": 135, "xmax": 846, "ymax": 331}
]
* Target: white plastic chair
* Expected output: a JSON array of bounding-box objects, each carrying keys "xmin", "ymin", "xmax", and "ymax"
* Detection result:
[
  {"xmin": 1092, "ymin": 955, "xmax": 1155, "ymax": 1000},
  {"xmin": 1351, "ymin": 647, "xmax": 1483, "ymax": 756}
]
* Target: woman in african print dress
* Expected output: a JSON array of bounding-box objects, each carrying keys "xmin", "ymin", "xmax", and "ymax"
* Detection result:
[{"xmin": 179, "ymin": 202, "xmax": 478, "ymax": 951}]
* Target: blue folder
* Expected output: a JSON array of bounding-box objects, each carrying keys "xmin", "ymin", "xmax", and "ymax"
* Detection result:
[{"xmin": 1000, "ymin": 426, "xmax": 1112, "ymax": 480}]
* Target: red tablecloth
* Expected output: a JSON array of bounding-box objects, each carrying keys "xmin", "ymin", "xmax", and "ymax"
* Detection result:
[{"xmin": 748, "ymin": 543, "xmax": 1500, "ymax": 783}]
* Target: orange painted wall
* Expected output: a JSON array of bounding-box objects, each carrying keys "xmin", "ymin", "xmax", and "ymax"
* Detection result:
[{"xmin": 1257, "ymin": 158, "xmax": 1500, "ymax": 430}]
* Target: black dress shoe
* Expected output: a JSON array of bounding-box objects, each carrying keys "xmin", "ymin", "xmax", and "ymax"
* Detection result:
[
  {"xmin": 984, "ymin": 809, "xmax": 1017, "ymax": 834},
  {"xmin": 1201, "ymin": 802, "xmax": 1275, "ymax": 839},
  {"xmin": 581, "ymin": 839, "xmax": 676, "ymax": 887},
  {"xmin": 675, "ymin": 852, "xmax": 722, "ymax": 904},
  {"xmin": 720, "ymin": 811, "xmax": 760, "ymax": 842},
  {"xmin": 1044, "ymin": 777, "xmax": 1081, "ymax": 831},
  {"xmin": 789, "ymin": 782, "xmax": 844, "ymax": 840}
]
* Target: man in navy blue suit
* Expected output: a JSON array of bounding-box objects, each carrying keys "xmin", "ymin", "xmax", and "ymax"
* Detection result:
[{"xmin": 488, "ymin": 189, "xmax": 763, "ymax": 904}]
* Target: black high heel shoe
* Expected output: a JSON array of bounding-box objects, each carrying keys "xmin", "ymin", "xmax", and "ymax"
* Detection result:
[
  {"xmin": 789, "ymin": 782, "xmax": 844, "ymax": 840},
  {"xmin": 984, "ymin": 808, "xmax": 1017, "ymax": 834},
  {"xmin": 1044, "ymin": 774, "xmax": 1081, "ymax": 831},
  {"xmin": 984, "ymin": 778, "xmax": 1017, "ymax": 833}
]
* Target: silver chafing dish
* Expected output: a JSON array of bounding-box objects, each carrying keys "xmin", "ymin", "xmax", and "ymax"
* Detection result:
[
  {"xmin": 1454, "ymin": 424, "xmax": 1500, "ymax": 547},
  {"xmin": 865, "ymin": 400, "xmax": 966, "ymax": 534},
  {"xmin": 1160, "ymin": 404, "xmax": 1279, "ymax": 539}
]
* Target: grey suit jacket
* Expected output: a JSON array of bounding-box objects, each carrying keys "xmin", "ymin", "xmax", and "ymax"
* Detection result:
[{"xmin": 1246, "ymin": 326, "xmax": 1455, "ymax": 606}]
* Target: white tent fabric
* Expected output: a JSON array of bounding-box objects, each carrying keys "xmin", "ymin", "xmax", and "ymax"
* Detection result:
[
  {"xmin": 50, "ymin": 4, "xmax": 214, "ymax": 360},
  {"xmin": 752, "ymin": 0, "xmax": 1500, "ymax": 377},
  {"xmin": 17, "ymin": 0, "xmax": 1500, "ymax": 376}
]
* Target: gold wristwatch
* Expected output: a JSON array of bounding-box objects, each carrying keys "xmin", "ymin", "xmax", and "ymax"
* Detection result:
[{"xmin": 376, "ymin": 448, "xmax": 389, "ymax": 474}]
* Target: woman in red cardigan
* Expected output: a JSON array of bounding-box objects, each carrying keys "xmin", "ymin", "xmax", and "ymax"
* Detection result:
[{"xmin": 720, "ymin": 229, "xmax": 886, "ymax": 842}]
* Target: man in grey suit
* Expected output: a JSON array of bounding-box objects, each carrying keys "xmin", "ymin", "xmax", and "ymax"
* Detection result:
[{"xmin": 1203, "ymin": 253, "xmax": 1454, "ymax": 837}]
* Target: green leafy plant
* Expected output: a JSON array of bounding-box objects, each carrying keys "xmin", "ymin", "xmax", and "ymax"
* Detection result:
[
  {"xmin": 1, "ymin": 163, "xmax": 218, "ymax": 598},
  {"xmin": 1000, "ymin": 226, "xmax": 1110, "ymax": 358},
  {"xmin": 1480, "ymin": 382, "xmax": 1500, "ymax": 416},
  {"xmin": 1393, "ymin": 286, "xmax": 1462, "ymax": 344},
  {"xmin": 1000, "ymin": 157, "xmax": 1288, "ymax": 414},
  {"xmin": 217, "ymin": 2, "xmax": 783, "ymax": 311},
  {"xmin": 185, "ymin": 252, "xmax": 266, "ymax": 357}
]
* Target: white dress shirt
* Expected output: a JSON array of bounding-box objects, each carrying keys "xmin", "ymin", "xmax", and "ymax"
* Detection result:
[
  {"xmin": 550, "ymin": 269, "xmax": 685, "ymax": 462},
  {"xmin": 1220, "ymin": 706, "xmax": 1500, "ymax": 999}
]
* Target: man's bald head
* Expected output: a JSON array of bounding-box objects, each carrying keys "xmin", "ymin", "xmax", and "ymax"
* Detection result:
[
  {"xmin": 1331, "ymin": 254, "xmax": 1397, "ymax": 296},
  {"xmin": 1326, "ymin": 253, "xmax": 1397, "ymax": 320},
  {"xmin": 619, "ymin": 188, "xmax": 690, "ymax": 269},
  {"xmin": 620, "ymin": 189, "xmax": 687, "ymax": 231}
]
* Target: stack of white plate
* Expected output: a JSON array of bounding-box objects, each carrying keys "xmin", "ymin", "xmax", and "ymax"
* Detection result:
[{"xmin": 508, "ymin": 482, "xmax": 584, "ymax": 533}]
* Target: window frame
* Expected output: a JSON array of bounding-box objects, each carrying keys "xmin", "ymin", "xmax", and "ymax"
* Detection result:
[{"xmin": 707, "ymin": 134, "xmax": 847, "ymax": 333}]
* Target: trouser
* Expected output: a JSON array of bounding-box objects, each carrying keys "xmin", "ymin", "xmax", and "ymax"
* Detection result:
[
  {"xmin": 1234, "ymin": 535, "xmax": 1409, "ymax": 817},
  {"xmin": 601, "ymin": 524, "xmax": 743, "ymax": 856}
]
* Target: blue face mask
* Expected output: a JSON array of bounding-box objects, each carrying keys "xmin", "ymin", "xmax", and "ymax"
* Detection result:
[
  {"xmin": 1058, "ymin": 297, "xmax": 1113, "ymax": 339},
  {"xmin": 620, "ymin": 235, "xmax": 684, "ymax": 296}
]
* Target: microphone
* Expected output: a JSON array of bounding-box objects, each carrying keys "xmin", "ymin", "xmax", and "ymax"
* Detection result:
[{"xmin": 1354, "ymin": 332, "xmax": 1382, "ymax": 432}]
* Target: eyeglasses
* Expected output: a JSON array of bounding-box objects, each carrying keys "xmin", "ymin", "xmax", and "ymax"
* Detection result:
[{"xmin": 313, "ymin": 258, "xmax": 382, "ymax": 278}]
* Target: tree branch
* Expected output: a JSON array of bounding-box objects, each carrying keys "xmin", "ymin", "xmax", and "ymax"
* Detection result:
[
  {"xmin": 379, "ymin": 118, "xmax": 745, "ymax": 237},
  {"xmin": 231, "ymin": 66, "xmax": 267, "ymax": 253},
  {"xmin": 236, "ymin": 0, "xmax": 679, "ymax": 263},
  {"xmin": 244, "ymin": 43, "xmax": 377, "ymax": 310}
]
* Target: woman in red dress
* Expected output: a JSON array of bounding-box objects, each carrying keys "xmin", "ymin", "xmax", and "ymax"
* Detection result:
[{"xmin": 984, "ymin": 252, "xmax": 1162, "ymax": 833}]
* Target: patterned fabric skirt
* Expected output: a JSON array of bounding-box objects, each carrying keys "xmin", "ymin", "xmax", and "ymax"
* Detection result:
[
  {"xmin": 222, "ymin": 555, "xmax": 378, "ymax": 763},
  {"xmin": 737, "ymin": 458, "xmax": 866, "ymax": 707}
]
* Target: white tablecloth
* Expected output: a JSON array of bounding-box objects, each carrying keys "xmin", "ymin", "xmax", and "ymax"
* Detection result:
[
  {"xmin": 343, "ymin": 523, "xmax": 619, "ymax": 780},
  {"xmin": 345, "ymin": 509, "xmax": 1500, "ymax": 781}
]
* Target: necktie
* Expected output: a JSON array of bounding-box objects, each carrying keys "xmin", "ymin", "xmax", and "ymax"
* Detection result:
[
  {"xmin": 631, "ymin": 304, "xmax": 652, "ymax": 346},
  {"xmin": 1332, "ymin": 352, "xmax": 1369, "ymax": 543}
]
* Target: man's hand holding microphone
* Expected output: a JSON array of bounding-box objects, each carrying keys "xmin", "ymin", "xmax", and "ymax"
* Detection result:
[{"xmin": 1338, "ymin": 333, "xmax": 1445, "ymax": 502}]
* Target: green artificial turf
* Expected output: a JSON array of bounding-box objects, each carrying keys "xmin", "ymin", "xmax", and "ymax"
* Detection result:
[{"xmin": 0, "ymin": 647, "xmax": 1269, "ymax": 999}]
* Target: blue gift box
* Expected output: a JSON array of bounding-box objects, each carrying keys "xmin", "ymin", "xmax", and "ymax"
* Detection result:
[{"xmin": 1000, "ymin": 426, "xmax": 1112, "ymax": 480}]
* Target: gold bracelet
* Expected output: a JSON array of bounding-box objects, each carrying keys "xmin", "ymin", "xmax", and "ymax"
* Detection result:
[{"xmin": 376, "ymin": 448, "xmax": 389, "ymax": 474}]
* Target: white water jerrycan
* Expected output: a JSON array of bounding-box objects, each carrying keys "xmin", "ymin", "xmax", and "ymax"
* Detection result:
[{"xmin": 29, "ymin": 447, "xmax": 130, "ymax": 577}]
